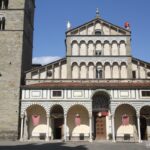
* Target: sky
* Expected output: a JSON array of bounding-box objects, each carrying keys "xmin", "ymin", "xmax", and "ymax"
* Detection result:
[{"xmin": 32, "ymin": 0, "xmax": 150, "ymax": 65}]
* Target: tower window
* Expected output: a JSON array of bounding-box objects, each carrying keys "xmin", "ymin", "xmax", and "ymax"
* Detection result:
[
  {"xmin": 96, "ymin": 69, "xmax": 103, "ymax": 79},
  {"xmin": 132, "ymin": 71, "xmax": 136, "ymax": 79},
  {"xmin": 0, "ymin": 0, "xmax": 9, "ymax": 9},
  {"xmin": 95, "ymin": 50, "xmax": 102, "ymax": 56},
  {"xmin": 0, "ymin": 17, "xmax": 5, "ymax": 30}
]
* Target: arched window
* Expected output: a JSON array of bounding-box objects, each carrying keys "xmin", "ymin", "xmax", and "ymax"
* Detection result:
[
  {"xmin": 95, "ymin": 29, "xmax": 102, "ymax": 35},
  {"xmin": 0, "ymin": 0, "xmax": 9, "ymax": 9},
  {"xmin": 2, "ymin": 17, "xmax": 5, "ymax": 30},
  {"xmin": 96, "ymin": 68, "xmax": 103, "ymax": 79},
  {"xmin": 92, "ymin": 91, "xmax": 110, "ymax": 112},
  {"xmin": 3, "ymin": 0, "xmax": 8, "ymax": 9},
  {"xmin": 0, "ymin": 16, "xmax": 5, "ymax": 30},
  {"xmin": 0, "ymin": 0, "xmax": 2, "ymax": 9}
]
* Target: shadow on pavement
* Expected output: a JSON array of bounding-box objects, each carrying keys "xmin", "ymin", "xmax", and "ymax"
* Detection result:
[{"xmin": 0, "ymin": 142, "xmax": 88, "ymax": 150}]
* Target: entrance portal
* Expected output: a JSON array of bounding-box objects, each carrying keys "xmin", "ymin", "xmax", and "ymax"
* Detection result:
[
  {"xmin": 140, "ymin": 106, "xmax": 150, "ymax": 141},
  {"xmin": 50, "ymin": 105, "xmax": 64, "ymax": 140},
  {"xmin": 94, "ymin": 113, "xmax": 106, "ymax": 140},
  {"xmin": 140, "ymin": 117, "xmax": 147, "ymax": 140},
  {"xmin": 92, "ymin": 91, "xmax": 110, "ymax": 140},
  {"xmin": 54, "ymin": 118, "xmax": 63, "ymax": 139}
]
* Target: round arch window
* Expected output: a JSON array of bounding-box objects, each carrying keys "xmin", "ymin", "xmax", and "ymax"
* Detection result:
[{"xmin": 92, "ymin": 91, "xmax": 110, "ymax": 112}]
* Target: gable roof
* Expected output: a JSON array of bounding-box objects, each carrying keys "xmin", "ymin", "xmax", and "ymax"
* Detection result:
[
  {"xmin": 132, "ymin": 57, "xmax": 150, "ymax": 66},
  {"xmin": 25, "ymin": 57, "xmax": 66, "ymax": 73},
  {"xmin": 66, "ymin": 17, "xmax": 131, "ymax": 35}
]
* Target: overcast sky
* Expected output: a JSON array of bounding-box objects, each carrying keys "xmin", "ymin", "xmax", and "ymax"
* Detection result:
[{"xmin": 32, "ymin": 0, "xmax": 150, "ymax": 65}]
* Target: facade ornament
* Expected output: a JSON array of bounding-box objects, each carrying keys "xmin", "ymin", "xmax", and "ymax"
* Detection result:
[
  {"xmin": 96, "ymin": 8, "xmax": 100, "ymax": 18},
  {"xmin": 67, "ymin": 21, "xmax": 71, "ymax": 30}
]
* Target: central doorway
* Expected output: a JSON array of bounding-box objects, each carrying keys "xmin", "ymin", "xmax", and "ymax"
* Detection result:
[
  {"xmin": 92, "ymin": 90, "xmax": 110, "ymax": 140},
  {"xmin": 50, "ymin": 105, "xmax": 64, "ymax": 140},
  {"xmin": 54, "ymin": 118, "xmax": 64, "ymax": 139},
  {"xmin": 94, "ymin": 113, "xmax": 106, "ymax": 140}
]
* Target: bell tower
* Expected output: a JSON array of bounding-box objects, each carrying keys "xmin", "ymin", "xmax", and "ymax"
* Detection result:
[{"xmin": 0, "ymin": 0, "xmax": 35, "ymax": 139}]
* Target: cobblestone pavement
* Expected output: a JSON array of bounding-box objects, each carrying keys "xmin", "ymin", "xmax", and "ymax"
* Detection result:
[{"xmin": 0, "ymin": 141, "xmax": 149, "ymax": 150}]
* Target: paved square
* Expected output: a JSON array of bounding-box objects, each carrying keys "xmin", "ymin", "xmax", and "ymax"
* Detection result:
[{"xmin": 0, "ymin": 141, "xmax": 149, "ymax": 150}]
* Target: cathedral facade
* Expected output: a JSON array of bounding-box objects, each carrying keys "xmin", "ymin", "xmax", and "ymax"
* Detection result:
[
  {"xmin": 0, "ymin": 1, "xmax": 150, "ymax": 142},
  {"xmin": 20, "ymin": 10, "xmax": 150, "ymax": 142}
]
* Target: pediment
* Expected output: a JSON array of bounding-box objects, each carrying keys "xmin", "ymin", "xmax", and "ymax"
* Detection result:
[{"xmin": 66, "ymin": 18, "xmax": 130, "ymax": 36}]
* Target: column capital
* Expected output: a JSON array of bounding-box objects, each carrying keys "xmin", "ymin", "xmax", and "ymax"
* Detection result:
[
  {"xmin": 89, "ymin": 112, "xmax": 92, "ymax": 118},
  {"xmin": 20, "ymin": 114, "xmax": 24, "ymax": 119},
  {"xmin": 136, "ymin": 113, "xmax": 140, "ymax": 118},
  {"xmin": 64, "ymin": 113, "xmax": 67, "ymax": 118},
  {"xmin": 46, "ymin": 114, "xmax": 50, "ymax": 118}
]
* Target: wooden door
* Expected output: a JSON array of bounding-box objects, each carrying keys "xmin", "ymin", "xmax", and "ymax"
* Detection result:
[{"xmin": 95, "ymin": 116, "xmax": 106, "ymax": 140}]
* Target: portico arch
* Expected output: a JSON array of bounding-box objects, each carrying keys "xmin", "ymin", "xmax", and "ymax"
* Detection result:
[
  {"xmin": 50, "ymin": 105, "xmax": 64, "ymax": 140},
  {"xmin": 67, "ymin": 105, "xmax": 89, "ymax": 141},
  {"xmin": 140, "ymin": 105, "xmax": 150, "ymax": 141},
  {"xmin": 92, "ymin": 90, "xmax": 111, "ymax": 140},
  {"xmin": 114, "ymin": 104, "xmax": 138, "ymax": 141},
  {"xmin": 26, "ymin": 104, "xmax": 47, "ymax": 140}
]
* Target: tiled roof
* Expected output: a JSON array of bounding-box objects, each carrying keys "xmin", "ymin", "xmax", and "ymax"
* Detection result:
[{"xmin": 22, "ymin": 82, "xmax": 150, "ymax": 89}]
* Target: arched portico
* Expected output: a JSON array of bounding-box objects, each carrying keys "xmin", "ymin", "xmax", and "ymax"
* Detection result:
[
  {"xmin": 114, "ymin": 104, "xmax": 138, "ymax": 142},
  {"xmin": 92, "ymin": 90, "xmax": 111, "ymax": 140},
  {"xmin": 22, "ymin": 104, "xmax": 48, "ymax": 141},
  {"xmin": 140, "ymin": 105, "xmax": 150, "ymax": 141},
  {"xmin": 67, "ymin": 105, "xmax": 89, "ymax": 141},
  {"xmin": 50, "ymin": 105, "xmax": 64, "ymax": 140}
]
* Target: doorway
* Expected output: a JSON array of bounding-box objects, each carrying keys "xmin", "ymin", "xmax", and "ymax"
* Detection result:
[
  {"xmin": 94, "ymin": 114, "xmax": 106, "ymax": 140},
  {"xmin": 92, "ymin": 90, "xmax": 110, "ymax": 140},
  {"xmin": 54, "ymin": 118, "xmax": 63, "ymax": 139},
  {"xmin": 50, "ymin": 105, "xmax": 64, "ymax": 140},
  {"xmin": 140, "ymin": 117, "xmax": 147, "ymax": 140},
  {"xmin": 140, "ymin": 106, "xmax": 150, "ymax": 141}
]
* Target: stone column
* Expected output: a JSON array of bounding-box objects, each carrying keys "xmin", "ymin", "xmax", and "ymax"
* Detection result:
[
  {"xmin": 20, "ymin": 115, "xmax": 24, "ymax": 141},
  {"xmin": 86, "ymin": 65, "xmax": 89, "ymax": 79},
  {"xmin": 79, "ymin": 45, "xmax": 81, "ymax": 56},
  {"xmin": 23, "ymin": 113, "xmax": 28, "ymax": 140},
  {"xmin": 89, "ymin": 113, "xmax": 93, "ymax": 142},
  {"xmin": 103, "ymin": 65, "xmax": 105, "ymax": 79},
  {"xmin": 118, "ymin": 44, "xmax": 120, "ymax": 56},
  {"xmin": 79, "ymin": 65, "xmax": 81, "ymax": 79},
  {"xmin": 51, "ymin": 117, "xmax": 54, "ymax": 140},
  {"xmin": 59, "ymin": 62, "xmax": 62, "ymax": 79},
  {"xmin": 102, "ymin": 44, "xmax": 104, "ymax": 55},
  {"xmin": 119, "ymin": 65, "xmax": 121, "ymax": 79},
  {"xmin": 138, "ymin": 62, "xmax": 140, "ymax": 79},
  {"xmin": 94, "ymin": 66, "xmax": 96, "ymax": 79},
  {"xmin": 38, "ymin": 70, "xmax": 40, "ymax": 79},
  {"xmin": 109, "ymin": 25, "xmax": 111, "ymax": 35},
  {"xmin": 86, "ymin": 25, "xmax": 88, "ymax": 35},
  {"xmin": 64, "ymin": 114, "xmax": 67, "ymax": 141},
  {"xmin": 46, "ymin": 115, "xmax": 50, "ymax": 141},
  {"xmin": 145, "ymin": 64, "xmax": 147, "ymax": 79},
  {"xmin": 110, "ymin": 44, "xmax": 112, "ymax": 56},
  {"xmin": 112, "ymin": 114, "xmax": 116, "ymax": 142},
  {"xmin": 111, "ymin": 65, "xmax": 113, "ymax": 78},
  {"xmin": 137, "ymin": 114, "xmax": 141, "ymax": 143},
  {"xmin": 52, "ymin": 65, "xmax": 54, "ymax": 79}
]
